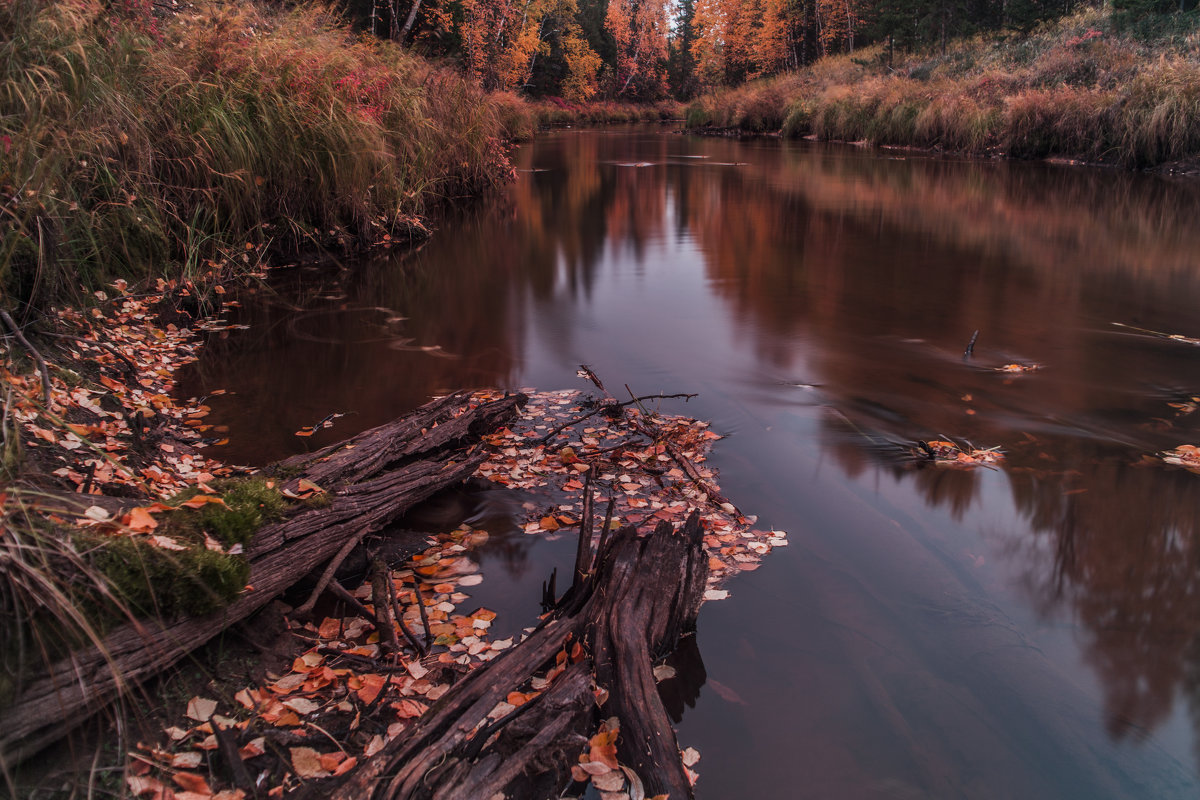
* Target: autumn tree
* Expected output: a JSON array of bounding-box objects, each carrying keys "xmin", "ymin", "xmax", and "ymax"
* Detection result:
[{"xmin": 604, "ymin": 0, "xmax": 670, "ymax": 98}]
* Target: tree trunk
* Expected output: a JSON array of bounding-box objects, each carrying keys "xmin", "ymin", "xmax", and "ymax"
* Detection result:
[
  {"xmin": 0, "ymin": 392, "xmax": 525, "ymax": 763},
  {"xmin": 399, "ymin": 0, "xmax": 423, "ymax": 43},
  {"xmin": 318, "ymin": 511, "xmax": 709, "ymax": 800}
]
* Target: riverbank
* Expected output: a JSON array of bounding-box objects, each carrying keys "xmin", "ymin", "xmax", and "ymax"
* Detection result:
[
  {"xmin": 685, "ymin": 7, "xmax": 1200, "ymax": 169},
  {"xmin": 0, "ymin": 263, "xmax": 782, "ymax": 795},
  {"xmin": 0, "ymin": 0, "xmax": 534, "ymax": 312}
]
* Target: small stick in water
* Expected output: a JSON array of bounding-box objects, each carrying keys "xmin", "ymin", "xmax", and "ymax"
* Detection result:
[{"xmin": 964, "ymin": 329, "xmax": 979, "ymax": 359}]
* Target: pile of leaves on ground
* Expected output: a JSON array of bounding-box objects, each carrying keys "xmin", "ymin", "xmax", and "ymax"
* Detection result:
[
  {"xmin": 120, "ymin": 385, "xmax": 790, "ymax": 798},
  {"xmin": 0, "ymin": 275, "xmax": 270, "ymax": 731}
]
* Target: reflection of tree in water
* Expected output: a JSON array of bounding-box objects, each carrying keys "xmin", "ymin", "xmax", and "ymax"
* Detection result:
[
  {"xmin": 673, "ymin": 134, "xmax": 1200, "ymax": 759},
  {"xmin": 824, "ymin": 409, "xmax": 1200, "ymax": 754},
  {"xmin": 1005, "ymin": 458, "xmax": 1200, "ymax": 744}
]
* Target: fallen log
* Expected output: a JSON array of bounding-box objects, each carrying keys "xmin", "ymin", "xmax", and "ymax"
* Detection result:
[
  {"xmin": 0, "ymin": 391, "xmax": 525, "ymax": 763},
  {"xmin": 318, "ymin": 509, "xmax": 708, "ymax": 800}
]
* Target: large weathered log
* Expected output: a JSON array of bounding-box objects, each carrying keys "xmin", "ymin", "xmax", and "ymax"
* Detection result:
[
  {"xmin": 0, "ymin": 392, "xmax": 525, "ymax": 763},
  {"xmin": 320, "ymin": 510, "xmax": 708, "ymax": 800}
]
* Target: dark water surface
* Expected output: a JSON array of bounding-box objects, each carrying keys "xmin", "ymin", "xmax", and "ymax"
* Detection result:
[{"xmin": 178, "ymin": 127, "xmax": 1200, "ymax": 798}]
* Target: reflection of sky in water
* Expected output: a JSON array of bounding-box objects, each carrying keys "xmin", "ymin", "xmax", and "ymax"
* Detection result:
[{"xmin": 177, "ymin": 127, "xmax": 1200, "ymax": 797}]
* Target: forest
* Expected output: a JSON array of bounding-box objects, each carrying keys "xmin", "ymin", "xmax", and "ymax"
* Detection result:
[{"xmin": 342, "ymin": 0, "xmax": 1153, "ymax": 101}]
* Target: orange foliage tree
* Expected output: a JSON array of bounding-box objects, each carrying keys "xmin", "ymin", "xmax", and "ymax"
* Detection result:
[
  {"xmin": 605, "ymin": 0, "xmax": 670, "ymax": 98},
  {"xmin": 451, "ymin": 0, "xmax": 601, "ymax": 96}
]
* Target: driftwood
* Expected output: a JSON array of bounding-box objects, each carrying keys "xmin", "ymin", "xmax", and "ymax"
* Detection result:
[
  {"xmin": 318, "ymin": 509, "xmax": 709, "ymax": 800},
  {"xmin": 0, "ymin": 391, "xmax": 525, "ymax": 763}
]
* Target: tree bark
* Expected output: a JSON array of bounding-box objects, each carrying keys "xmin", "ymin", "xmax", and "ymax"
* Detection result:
[
  {"xmin": 318, "ymin": 510, "xmax": 708, "ymax": 800},
  {"xmin": 0, "ymin": 392, "xmax": 525, "ymax": 763}
]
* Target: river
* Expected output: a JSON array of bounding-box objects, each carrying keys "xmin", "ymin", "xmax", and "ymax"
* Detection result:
[{"xmin": 178, "ymin": 126, "xmax": 1200, "ymax": 798}]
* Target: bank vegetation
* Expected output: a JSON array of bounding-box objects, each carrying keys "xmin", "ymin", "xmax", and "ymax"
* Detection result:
[{"xmin": 686, "ymin": 7, "xmax": 1200, "ymax": 168}]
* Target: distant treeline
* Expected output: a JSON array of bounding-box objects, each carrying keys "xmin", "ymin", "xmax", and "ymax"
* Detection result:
[
  {"xmin": 335, "ymin": 0, "xmax": 1185, "ymax": 100},
  {"xmin": 686, "ymin": 6, "xmax": 1200, "ymax": 168}
]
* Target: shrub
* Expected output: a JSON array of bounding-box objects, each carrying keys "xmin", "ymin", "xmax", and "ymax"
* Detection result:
[{"xmin": 0, "ymin": 0, "xmax": 518, "ymax": 309}]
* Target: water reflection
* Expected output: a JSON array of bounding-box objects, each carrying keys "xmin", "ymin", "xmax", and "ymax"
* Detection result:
[{"xmin": 177, "ymin": 127, "xmax": 1200, "ymax": 795}]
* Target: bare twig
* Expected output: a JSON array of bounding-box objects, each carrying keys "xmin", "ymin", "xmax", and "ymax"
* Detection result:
[
  {"xmin": 213, "ymin": 721, "xmax": 256, "ymax": 794},
  {"xmin": 391, "ymin": 589, "xmax": 425, "ymax": 656},
  {"xmin": 295, "ymin": 528, "xmax": 369, "ymax": 618},
  {"xmin": 593, "ymin": 496, "xmax": 616, "ymax": 571},
  {"xmin": 412, "ymin": 579, "xmax": 433, "ymax": 650},
  {"xmin": 964, "ymin": 329, "xmax": 979, "ymax": 360},
  {"xmin": 370, "ymin": 558, "xmax": 400, "ymax": 655},
  {"xmin": 1, "ymin": 311, "xmax": 51, "ymax": 406},
  {"xmin": 572, "ymin": 470, "xmax": 594, "ymax": 593},
  {"xmin": 537, "ymin": 393, "xmax": 696, "ymax": 444},
  {"xmin": 628, "ymin": 413, "xmax": 739, "ymax": 515},
  {"xmin": 578, "ymin": 364, "xmax": 609, "ymax": 396},
  {"xmin": 326, "ymin": 579, "xmax": 375, "ymax": 622}
]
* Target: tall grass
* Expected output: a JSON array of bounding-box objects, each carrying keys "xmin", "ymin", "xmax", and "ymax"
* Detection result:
[
  {"xmin": 686, "ymin": 7, "xmax": 1200, "ymax": 168},
  {"xmin": 526, "ymin": 96, "xmax": 683, "ymax": 127},
  {"xmin": 0, "ymin": 0, "xmax": 520, "ymax": 309}
]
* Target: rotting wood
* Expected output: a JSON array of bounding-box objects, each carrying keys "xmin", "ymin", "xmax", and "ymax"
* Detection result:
[
  {"xmin": 0, "ymin": 391, "xmax": 525, "ymax": 763},
  {"xmin": 314, "ymin": 508, "xmax": 708, "ymax": 800}
]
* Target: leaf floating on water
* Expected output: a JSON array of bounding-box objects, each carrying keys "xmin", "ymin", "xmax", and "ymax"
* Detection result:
[
  {"xmin": 1162, "ymin": 445, "xmax": 1200, "ymax": 472},
  {"xmin": 916, "ymin": 439, "xmax": 1004, "ymax": 467},
  {"xmin": 995, "ymin": 363, "xmax": 1041, "ymax": 373}
]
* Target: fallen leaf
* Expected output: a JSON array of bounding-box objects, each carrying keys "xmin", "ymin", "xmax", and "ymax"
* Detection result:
[
  {"xmin": 171, "ymin": 771, "xmax": 211, "ymax": 794},
  {"xmin": 125, "ymin": 506, "xmax": 159, "ymax": 532},
  {"xmin": 179, "ymin": 494, "xmax": 227, "ymax": 510},
  {"xmin": 239, "ymin": 737, "xmax": 266, "ymax": 759},
  {"xmin": 290, "ymin": 746, "xmax": 331, "ymax": 779},
  {"xmin": 593, "ymin": 771, "xmax": 626, "ymax": 792},
  {"xmin": 186, "ymin": 696, "xmax": 218, "ymax": 722},
  {"xmin": 282, "ymin": 697, "xmax": 320, "ymax": 715}
]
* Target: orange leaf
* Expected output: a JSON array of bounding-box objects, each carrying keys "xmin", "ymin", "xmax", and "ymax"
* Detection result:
[
  {"xmin": 318, "ymin": 752, "xmax": 346, "ymax": 772},
  {"xmin": 274, "ymin": 711, "xmax": 301, "ymax": 727},
  {"xmin": 393, "ymin": 699, "xmax": 427, "ymax": 719},
  {"xmin": 332, "ymin": 756, "xmax": 358, "ymax": 777},
  {"xmin": 589, "ymin": 742, "xmax": 619, "ymax": 770},
  {"xmin": 125, "ymin": 506, "xmax": 159, "ymax": 532},
  {"xmin": 171, "ymin": 771, "xmax": 211, "ymax": 794},
  {"xmin": 179, "ymin": 495, "xmax": 227, "ymax": 510},
  {"xmin": 239, "ymin": 738, "xmax": 266, "ymax": 759},
  {"xmin": 357, "ymin": 673, "xmax": 387, "ymax": 705}
]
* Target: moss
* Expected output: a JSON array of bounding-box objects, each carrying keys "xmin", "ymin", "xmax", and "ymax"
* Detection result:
[
  {"xmin": 165, "ymin": 476, "xmax": 287, "ymax": 546},
  {"xmin": 90, "ymin": 534, "xmax": 249, "ymax": 618}
]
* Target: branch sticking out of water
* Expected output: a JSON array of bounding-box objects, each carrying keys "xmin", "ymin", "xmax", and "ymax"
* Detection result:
[{"xmin": 964, "ymin": 329, "xmax": 979, "ymax": 360}]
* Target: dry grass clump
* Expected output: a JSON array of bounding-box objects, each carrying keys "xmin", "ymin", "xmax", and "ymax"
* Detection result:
[
  {"xmin": 529, "ymin": 97, "xmax": 683, "ymax": 127},
  {"xmin": 0, "ymin": 0, "xmax": 518, "ymax": 309},
  {"xmin": 686, "ymin": 6, "xmax": 1200, "ymax": 167}
]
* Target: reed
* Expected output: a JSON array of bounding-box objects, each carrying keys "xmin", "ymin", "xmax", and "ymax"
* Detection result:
[
  {"xmin": 0, "ymin": 0, "xmax": 518, "ymax": 309},
  {"xmin": 685, "ymin": 7, "xmax": 1200, "ymax": 168}
]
